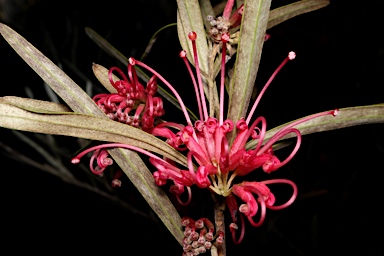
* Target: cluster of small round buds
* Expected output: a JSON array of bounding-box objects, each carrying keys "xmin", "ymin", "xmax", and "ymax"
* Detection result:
[{"xmin": 181, "ymin": 217, "xmax": 223, "ymax": 255}]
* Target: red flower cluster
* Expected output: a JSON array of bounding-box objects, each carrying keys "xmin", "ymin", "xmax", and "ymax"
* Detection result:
[{"xmin": 72, "ymin": 0, "xmax": 338, "ymax": 246}]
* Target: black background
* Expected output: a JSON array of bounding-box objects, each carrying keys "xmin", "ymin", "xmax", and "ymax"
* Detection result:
[{"xmin": 1, "ymin": 0, "xmax": 384, "ymax": 255}]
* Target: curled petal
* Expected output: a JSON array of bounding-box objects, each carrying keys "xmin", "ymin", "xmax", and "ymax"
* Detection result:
[
  {"xmin": 235, "ymin": 151, "xmax": 274, "ymax": 176},
  {"xmin": 229, "ymin": 119, "xmax": 248, "ymax": 156},
  {"xmin": 259, "ymin": 128, "xmax": 302, "ymax": 172},
  {"xmin": 242, "ymin": 181, "xmax": 276, "ymax": 207},
  {"xmin": 232, "ymin": 183, "xmax": 269, "ymax": 227},
  {"xmin": 181, "ymin": 130, "xmax": 210, "ymax": 166},
  {"xmin": 153, "ymin": 171, "xmax": 167, "ymax": 186},
  {"xmin": 150, "ymin": 157, "xmax": 195, "ymax": 187},
  {"xmin": 232, "ymin": 185, "xmax": 258, "ymax": 217},
  {"xmin": 89, "ymin": 149, "xmax": 113, "ymax": 175},
  {"xmin": 262, "ymin": 154, "xmax": 281, "ymax": 173},
  {"xmin": 226, "ymin": 193, "xmax": 251, "ymax": 245},
  {"xmin": 172, "ymin": 184, "xmax": 192, "ymax": 206},
  {"xmin": 108, "ymin": 66, "xmax": 129, "ymax": 94},
  {"xmin": 261, "ymin": 179, "xmax": 298, "ymax": 210},
  {"xmin": 195, "ymin": 166, "xmax": 211, "ymax": 188},
  {"xmin": 146, "ymin": 75, "xmax": 158, "ymax": 95}
]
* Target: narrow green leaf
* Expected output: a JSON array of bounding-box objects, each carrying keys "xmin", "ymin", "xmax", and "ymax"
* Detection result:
[
  {"xmin": 246, "ymin": 105, "xmax": 384, "ymax": 150},
  {"xmin": 268, "ymin": 0, "xmax": 330, "ymax": 29},
  {"xmin": 227, "ymin": 0, "xmax": 272, "ymax": 126}
]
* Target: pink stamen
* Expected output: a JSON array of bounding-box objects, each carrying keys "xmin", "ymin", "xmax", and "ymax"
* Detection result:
[
  {"xmin": 187, "ymin": 151, "xmax": 197, "ymax": 180},
  {"xmin": 90, "ymin": 149, "xmax": 111, "ymax": 175},
  {"xmin": 71, "ymin": 143, "xmax": 164, "ymax": 165},
  {"xmin": 188, "ymin": 32, "xmax": 208, "ymax": 121},
  {"xmin": 245, "ymin": 192, "xmax": 267, "ymax": 227},
  {"xmin": 219, "ymin": 33, "xmax": 230, "ymax": 125},
  {"xmin": 108, "ymin": 67, "xmax": 128, "ymax": 94},
  {"xmin": 260, "ymin": 128, "xmax": 302, "ymax": 173},
  {"xmin": 180, "ymin": 50, "xmax": 204, "ymax": 121},
  {"xmin": 261, "ymin": 179, "xmax": 298, "ymax": 210},
  {"xmin": 246, "ymin": 51, "xmax": 296, "ymax": 124},
  {"xmin": 231, "ymin": 214, "xmax": 245, "ymax": 244},
  {"xmin": 176, "ymin": 186, "xmax": 192, "ymax": 206},
  {"xmin": 241, "ymin": 116, "xmax": 267, "ymax": 153},
  {"xmin": 128, "ymin": 57, "xmax": 194, "ymax": 127},
  {"xmin": 226, "ymin": 194, "xmax": 246, "ymax": 244},
  {"xmin": 223, "ymin": 0, "xmax": 235, "ymax": 19},
  {"xmin": 269, "ymin": 109, "xmax": 338, "ymax": 145}
]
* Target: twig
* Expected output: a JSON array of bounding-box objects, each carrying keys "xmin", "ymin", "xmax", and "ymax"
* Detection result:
[{"xmin": 212, "ymin": 192, "xmax": 227, "ymax": 256}]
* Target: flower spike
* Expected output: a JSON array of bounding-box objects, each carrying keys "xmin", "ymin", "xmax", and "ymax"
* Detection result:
[{"xmin": 76, "ymin": 24, "xmax": 340, "ymax": 247}]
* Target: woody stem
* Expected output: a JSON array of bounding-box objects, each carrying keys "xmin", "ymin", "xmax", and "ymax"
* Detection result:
[{"xmin": 211, "ymin": 192, "xmax": 227, "ymax": 256}]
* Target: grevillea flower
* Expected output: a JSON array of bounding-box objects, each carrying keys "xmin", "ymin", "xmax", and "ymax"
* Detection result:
[
  {"xmin": 93, "ymin": 63, "xmax": 164, "ymax": 130},
  {"xmin": 71, "ymin": 1, "xmax": 338, "ymax": 246}
]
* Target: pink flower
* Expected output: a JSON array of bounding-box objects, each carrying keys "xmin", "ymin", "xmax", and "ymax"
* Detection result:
[
  {"xmin": 93, "ymin": 64, "xmax": 164, "ymax": 130},
  {"xmin": 72, "ymin": 3, "xmax": 338, "ymax": 243}
]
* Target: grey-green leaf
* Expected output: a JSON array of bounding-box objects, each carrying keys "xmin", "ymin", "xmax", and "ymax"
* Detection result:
[
  {"xmin": 227, "ymin": 0, "xmax": 272, "ymax": 130},
  {"xmin": 0, "ymin": 23, "xmax": 184, "ymax": 244},
  {"xmin": 268, "ymin": 0, "xmax": 330, "ymax": 29},
  {"xmin": 0, "ymin": 23, "xmax": 104, "ymax": 116},
  {"xmin": 0, "ymin": 99, "xmax": 187, "ymax": 168},
  {"xmin": 0, "ymin": 96, "xmax": 71, "ymax": 113},
  {"xmin": 246, "ymin": 105, "xmax": 384, "ymax": 150}
]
